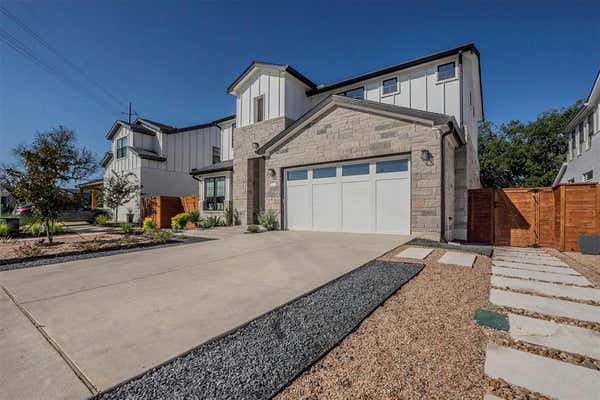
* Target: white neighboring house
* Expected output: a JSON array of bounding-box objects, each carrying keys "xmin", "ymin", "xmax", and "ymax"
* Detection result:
[
  {"xmin": 555, "ymin": 70, "xmax": 600, "ymax": 185},
  {"xmin": 101, "ymin": 116, "xmax": 234, "ymax": 222}
]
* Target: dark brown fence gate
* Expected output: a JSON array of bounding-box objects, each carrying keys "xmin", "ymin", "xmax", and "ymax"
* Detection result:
[{"xmin": 468, "ymin": 183, "xmax": 600, "ymax": 251}]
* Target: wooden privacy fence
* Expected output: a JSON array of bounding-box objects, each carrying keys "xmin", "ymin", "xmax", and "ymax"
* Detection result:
[
  {"xmin": 468, "ymin": 183, "xmax": 600, "ymax": 252},
  {"xmin": 141, "ymin": 196, "xmax": 199, "ymax": 228}
]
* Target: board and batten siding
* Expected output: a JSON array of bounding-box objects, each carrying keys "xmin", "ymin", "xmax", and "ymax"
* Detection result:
[
  {"xmin": 237, "ymin": 72, "xmax": 285, "ymax": 128},
  {"xmin": 219, "ymin": 121, "xmax": 235, "ymax": 161}
]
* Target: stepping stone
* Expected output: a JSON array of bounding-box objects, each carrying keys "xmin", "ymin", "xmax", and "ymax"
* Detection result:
[
  {"xmin": 395, "ymin": 247, "xmax": 433, "ymax": 260},
  {"xmin": 492, "ymin": 260, "xmax": 581, "ymax": 276},
  {"xmin": 494, "ymin": 249, "xmax": 552, "ymax": 258},
  {"xmin": 508, "ymin": 313, "xmax": 600, "ymax": 359},
  {"xmin": 494, "ymin": 247, "xmax": 545, "ymax": 253},
  {"xmin": 492, "ymin": 266, "xmax": 592, "ymax": 286},
  {"xmin": 491, "ymin": 276, "xmax": 600, "ymax": 302},
  {"xmin": 475, "ymin": 309, "xmax": 509, "ymax": 331},
  {"xmin": 493, "ymin": 255, "xmax": 567, "ymax": 267},
  {"xmin": 490, "ymin": 289, "xmax": 600, "ymax": 323},
  {"xmin": 485, "ymin": 344, "xmax": 600, "ymax": 400},
  {"xmin": 484, "ymin": 394, "xmax": 503, "ymax": 400},
  {"xmin": 438, "ymin": 251, "xmax": 476, "ymax": 267}
]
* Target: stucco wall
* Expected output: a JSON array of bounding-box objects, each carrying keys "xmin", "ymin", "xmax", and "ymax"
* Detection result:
[{"xmin": 262, "ymin": 106, "xmax": 446, "ymax": 240}]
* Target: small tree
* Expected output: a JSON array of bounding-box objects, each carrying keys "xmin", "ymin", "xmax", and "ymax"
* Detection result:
[
  {"xmin": 0, "ymin": 127, "xmax": 96, "ymax": 243},
  {"xmin": 100, "ymin": 170, "xmax": 141, "ymax": 223}
]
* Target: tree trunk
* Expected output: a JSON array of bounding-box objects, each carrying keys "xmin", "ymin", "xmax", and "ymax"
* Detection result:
[
  {"xmin": 114, "ymin": 207, "xmax": 118, "ymax": 224},
  {"xmin": 44, "ymin": 220, "xmax": 53, "ymax": 244}
]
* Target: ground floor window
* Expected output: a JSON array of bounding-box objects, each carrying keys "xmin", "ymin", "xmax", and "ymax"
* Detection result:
[{"xmin": 204, "ymin": 176, "xmax": 225, "ymax": 211}]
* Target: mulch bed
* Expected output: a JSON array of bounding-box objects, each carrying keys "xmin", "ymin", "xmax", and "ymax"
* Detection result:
[
  {"xmin": 277, "ymin": 246, "xmax": 493, "ymax": 400},
  {"xmin": 93, "ymin": 260, "xmax": 423, "ymax": 400}
]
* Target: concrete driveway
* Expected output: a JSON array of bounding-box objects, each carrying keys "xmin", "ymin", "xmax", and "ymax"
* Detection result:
[{"xmin": 0, "ymin": 231, "xmax": 408, "ymax": 400}]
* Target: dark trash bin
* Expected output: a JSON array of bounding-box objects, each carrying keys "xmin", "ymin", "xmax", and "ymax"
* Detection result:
[
  {"xmin": 0, "ymin": 217, "xmax": 20, "ymax": 235},
  {"xmin": 578, "ymin": 234, "xmax": 600, "ymax": 255}
]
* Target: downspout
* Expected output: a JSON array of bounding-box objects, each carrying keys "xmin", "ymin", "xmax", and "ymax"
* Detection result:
[{"xmin": 458, "ymin": 51, "xmax": 464, "ymax": 128}]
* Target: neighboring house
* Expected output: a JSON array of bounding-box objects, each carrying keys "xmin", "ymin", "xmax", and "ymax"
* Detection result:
[
  {"xmin": 0, "ymin": 186, "xmax": 16, "ymax": 215},
  {"xmin": 78, "ymin": 178, "xmax": 104, "ymax": 208},
  {"xmin": 554, "ymin": 70, "xmax": 600, "ymax": 185},
  {"xmin": 101, "ymin": 116, "xmax": 233, "ymax": 222},
  {"xmin": 191, "ymin": 43, "xmax": 484, "ymax": 241}
]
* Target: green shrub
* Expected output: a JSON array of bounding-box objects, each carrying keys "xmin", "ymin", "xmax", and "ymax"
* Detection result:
[
  {"xmin": 151, "ymin": 229, "xmax": 172, "ymax": 243},
  {"xmin": 50, "ymin": 221, "xmax": 64, "ymax": 234},
  {"xmin": 95, "ymin": 214, "xmax": 110, "ymax": 225},
  {"xmin": 142, "ymin": 217, "xmax": 157, "ymax": 233},
  {"xmin": 120, "ymin": 235, "xmax": 137, "ymax": 245},
  {"xmin": 171, "ymin": 213, "xmax": 190, "ymax": 230},
  {"xmin": 77, "ymin": 237, "xmax": 102, "ymax": 252},
  {"xmin": 187, "ymin": 210, "xmax": 201, "ymax": 224},
  {"xmin": 119, "ymin": 223, "xmax": 133, "ymax": 234},
  {"xmin": 247, "ymin": 224, "xmax": 260, "ymax": 233},
  {"xmin": 25, "ymin": 222, "xmax": 43, "ymax": 236},
  {"xmin": 0, "ymin": 221, "xmax": 8, "ymax": 236},
  {"xmin": 224, "ymin": 204, "xmax": 239, "ymax": 226},
  {"xmin": 257, "ymin": 209, "xmax": 277, "ymax": 230},
  {"xmin": 201, "ymin": 215, "xmax": 222, "ymax": 229}
]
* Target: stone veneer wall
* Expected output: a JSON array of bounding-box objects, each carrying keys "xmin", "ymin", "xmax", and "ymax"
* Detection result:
[
  {"xmin": 263, "ymin": 106, "xmax": 446, "ymax": 240},
  {"xmin": 232, "ymin": 117, "xmax": 291, "ymax": 224}
]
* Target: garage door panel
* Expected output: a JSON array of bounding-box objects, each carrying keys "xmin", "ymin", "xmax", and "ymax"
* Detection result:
[
  {"xmin": 287, "ymin": 184, "xmax": 311, "ymax": 230},
  {"xmin": 312, "ymin": 183, "xmax": 339, "ymax": 231},
  {"xmin": 376, "ymin": 177, "xmax": 410, "ymax": 234},
  {"xmin": 342, "ymin": 181, "xmax": 371, "ymax": 233}
]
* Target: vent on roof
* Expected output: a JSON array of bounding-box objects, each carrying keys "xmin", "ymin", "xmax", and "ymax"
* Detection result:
[{"xmin": 317, "ymin": 84, "xmax": 325, "ymax": 89}]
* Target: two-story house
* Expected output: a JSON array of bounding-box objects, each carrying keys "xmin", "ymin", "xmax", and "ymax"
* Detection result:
[
  {"xmin": 191, "ymin": 43, "xmax": 484, "ymax": 241},
  {"xmin": 554, "ymin": 70, "xmax": 600, "ymax": 185},
  {"xmin": 101, "ymin": 116, "xmax": 233, "ymax": 222}
]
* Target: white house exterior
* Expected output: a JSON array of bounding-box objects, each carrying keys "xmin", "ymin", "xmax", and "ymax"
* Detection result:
[
  {"xmin": 555, "ymin": 70, "xmax": 600, "ymax": 185},
  {"xmin": 191, "ymin": 43, "xmax": 484, "ymax": 241},
  {"xmin": 101, "ymin": 117, "xmax": 231, "ymax": 222}
]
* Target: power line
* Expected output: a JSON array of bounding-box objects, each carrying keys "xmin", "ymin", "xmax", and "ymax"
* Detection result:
[
  {"xmin": 0, "ymin": 27, "xmax": 120, "ymax": 116},
  {"xmin": 0, "ymin": 4, "xmax": 126, "ymax": 109}
]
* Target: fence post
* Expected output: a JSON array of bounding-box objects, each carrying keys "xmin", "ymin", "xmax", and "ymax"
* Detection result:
[{"xmin": 559, "ymin": 185, "xmax": 566, "ymax": 252}]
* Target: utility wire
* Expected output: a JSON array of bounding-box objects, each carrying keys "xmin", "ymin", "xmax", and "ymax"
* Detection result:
[
  {"xmin": 0, "ymin": 4, "xmax": 126, "ymax": 109},
  {"xmin": 0, "ymin": 27, "xmax": 120, "ymax": 116}
]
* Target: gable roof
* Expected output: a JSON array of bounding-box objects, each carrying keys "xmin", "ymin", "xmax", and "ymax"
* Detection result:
[
  {"xmin": 135, "ymin": 118, "xmax": 176, "ymax": 133},
  {"xmin": 227, "ymin": 61, "xmax": 317, "ymax": 94},
  {"xmin": 306, "ymin": 43, "xmax": 480, "ymax": 97},
  {"xmin": 105, "ymin": 120, "xmax": 156, "ymax": 139},
  {"xmin": 256, "ymin": 95, "xmax": 464, "ymax": 156},
  {"xmin": 100, "ymin": 152, "xmax": 113, "ymax": 167},
  {"xmin": 190, "ymin": 160, "xmax": 234, "ymax": 175},
  {"xmin": 565, "ymin": 69, "xmax": 600, "ymax": 132},
  {"xmin": 128, "ymin": 146, "xmax": 166, "ymax": 162}
]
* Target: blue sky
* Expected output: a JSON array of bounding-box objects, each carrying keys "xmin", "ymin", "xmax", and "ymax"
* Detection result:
[{"xmin": 1, "ymin": 0, "xmax": 598, "ymax": 179}]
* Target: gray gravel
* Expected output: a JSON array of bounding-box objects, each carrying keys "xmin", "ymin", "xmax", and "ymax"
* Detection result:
[
  {"xmin": 406, "ymin": 238, "xmax": 493, "ymax": 256},
  {"xmin": 94, "ymin": 259, "xmax": 423, "ymax": 400}
]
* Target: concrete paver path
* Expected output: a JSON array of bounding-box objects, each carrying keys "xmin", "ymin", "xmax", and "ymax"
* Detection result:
[
  {"xmin": 492, "ymin": 259, "xmax": 580, "ymax": 275},
  {"xmin": 492, "ymin": 266, "xmax": 591, "ymax": 286},
  {"xmin": 491, "ymin": 275, "xmax": 600, "ymax": 301},
  {"xmin": 0, "ymin": 231, "xmax": 408, "ymax": 399}
]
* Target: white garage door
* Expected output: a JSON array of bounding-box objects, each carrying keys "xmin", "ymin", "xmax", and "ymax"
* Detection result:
[{"xmin": 284, "ymin": 157, "xmax": 410, "ymax": 234}]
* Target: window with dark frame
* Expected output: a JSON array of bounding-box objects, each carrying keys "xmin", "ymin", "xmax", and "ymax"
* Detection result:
[
  {"xmin": 231, "ymin": 122, "xmax": 236, "ymax": 148},
  {"xmin": 116, "ymin": 136, "xmax": 127, "ymax": 158},
  {"xmin": 587, "ymin": 114, "xmax": 594, "ymax": 149},
  {"xmin": 203, "ymin": 176, "xmax": 225, "ymax": 211},
  {"xmin": 437, "ymin": 62, "xmax": 456, "ymax": 81},
  {"xmin": 570, "ymin": 131, "xmax": 576, "ymax": 159},
  {"xmin": 254, "ymin": 96, "xmax": 264, "ymax": 123},
  {"xmin": 212, "ymin": 146, "xmax": 221, "ymax": 164},
  {"xmin": 583, "ymin": 170, "xmax": 593, "ymax": 182},
  {"xmin": 382, "ymin": 77, "xmax": 398, "ymax": 96},
  {"xmin": 338, "ymin": 86, "xmax": 364, "ymax": 100},
  {"xmin": 578, "ymin": 123, "xmax": 584, "ymax": 154}
]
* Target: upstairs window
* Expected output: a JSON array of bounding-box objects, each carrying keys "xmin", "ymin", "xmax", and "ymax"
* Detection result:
[
  {"xmin": 578, "ymin": 122, "xmax": 584, "ymax": 155},
  {"xmin": 583, "ymin": 170, "xmax": 593, "ymax": 182},
  {"xmin": 587, "ymin": 113, "xmax": 594, "ymax": 150},
  {"xmin": 204, "ymin": 176, "xmax": 225, "ymax": 211},
  {"xmin": 437, "ymin": 62, "xmax": 456, "ymax": 81},
  {"xmin": 338, "ymin": 86, "xmax": 364, "ymax": 100},
  {"xmin": 116, "ymin": 136, "xmax": 127, "ymax": 158},
  {"xmin": 382, "ymin": 77, "xmax": 398, "ymax": 96},
  {"xmin": 231, "ymin": 122, "xmax": 236, "ymax": 148},
  {"xmin": 254, "ymin": 96, "xmax": 264, "ymax": 123},
  {"xmin": 570, "ymin": 131, "xmax": 576, "ymax": 160},
  {"xmin": 212, "ymin": 146, "xmax": 221, "ymax": 164}
]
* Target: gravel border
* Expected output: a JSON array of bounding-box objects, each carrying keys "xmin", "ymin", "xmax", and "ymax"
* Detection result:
[
  {"xmin": 0, "ymin": 236, "xmax": 212, "ymax": 272},
  {"xmin": 93, "ymin": 259, "xmax": 423, "ymax": 400},
  {"xmin": 406, "ymin": 238, "xmax": 493, "ymax": 256}
]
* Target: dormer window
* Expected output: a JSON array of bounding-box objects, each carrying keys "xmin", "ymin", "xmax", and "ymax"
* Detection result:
[
  {"xmin": 254, "ymin": 95, "xmax": 264, "ymax": 123},
  {"xmin": 437, "ymin": 62, "xmax": 456, "ymax": 81},
  {"xmin": 382, "ymin": 77, "xmax": 398, "ymax": 96},
  {"xmin": 338, "ymin": 86, "xmax": 364, "ymax": 100},
  {"xmin": 116, "ymin": 136, "xmax": 127, "ymax": 159}
]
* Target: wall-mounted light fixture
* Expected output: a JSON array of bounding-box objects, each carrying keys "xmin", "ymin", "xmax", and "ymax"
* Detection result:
[
  {"xmin": 252, "ymin": 142, "xmax": 259, "ymax": 150},
  {"xmin": 268, "ymin": 168, "xmax": 276, "ymax": 177},
  {"xmin": 421, "ymin": 149, "xmax": 432, "ymax": 162}
]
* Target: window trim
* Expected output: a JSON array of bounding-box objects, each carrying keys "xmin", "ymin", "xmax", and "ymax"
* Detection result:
[
  {"xmin": 381, "ymin": 76, "xmax": 399, "ymax": 97},
  {"xmin": 253, "ymin": 95, "xmax": 265, "ymax": 123},
  {"xmin": 212, "ymin": 146, "xmax": 221, "ymax": 164},
  {"xmin": 577, "ymin": 122, "xmax": 584, "ymax": 156},
  {"xmin": 203, "ymin": 176, "xmax": 226, "ymax": 211},
  {"xmin": 337, "ymin": 86, "xmax": 365, "ymax": 100},
  {"xmin": 582, "ymin": 170, "xmax": 593, "ymax": 182},
  {"xmin": 437, "ymin": 61, "xmax": 456, "ymax": 82},
  {"xmin": 586, "ymin": 114, "xmax": 594, "ymax": 151}
]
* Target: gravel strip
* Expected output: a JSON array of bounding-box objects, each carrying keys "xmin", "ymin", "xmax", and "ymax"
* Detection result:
[
  {"xmin": 93, "ymin": 259, "xmax": 423, "ymax": 400},
  {"xmin": 278, "ymin": 246, "xmax": 492, "ymax": 400},
  {"xmin": 0, "ymin": 237, "xmax": 211, "ymax": 272},
  {"xmin": 545, "ymin": 248, "xmax": 600, "ymax": 286},
  {"xmin": 406, "ymin": 238, "xmax": 493, "ymax": 256}
]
